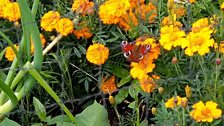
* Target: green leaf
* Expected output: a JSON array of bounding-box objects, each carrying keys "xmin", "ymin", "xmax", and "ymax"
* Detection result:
[
  {"xmin": 117, "ymin": 75, "xmax": 132, "ymax": 87},
  {"xmin": 128, "ymin": 81, "xmax": 141, "ymax": 99},
  {"xmin": 58, "ymin": 122, "xmax": 75, "ymax": 126},
  {"xmin": 31, "ymin": 123, "xmax": 43, "ymax": 126},
  {"xmin": 140, "ymin": 119, "xmax": 148, "ymax": 126},
  {"xmin": 75, "ymin": 100, "xmax": 110, "ymax": 126},
  {"xmin": 115, "ymin": 88, "xmax": 129, "ymax": 104},
  {"xmin": 47, "ymin": 115, "xmax": 72, "ymax": 125},
  {"xmin": 0, "ymin": 48, "xmax": 6, "ymax": 61},
  {"xmin": 128, "ymin": 101, "xmax": 136, "ymax": 109},
  {"xmin": 77, "ymin": 44, "xmax": 86, "ymax": 54},
  {"xmin": 110, "ymin": 66, "xmax": 129, "ymax": 78},
  {"xmin": 74, "ymin": 47, "xmax": 81, "ymax": 58},
  {"xmin": 33, "ymin": 97, "xmax": 47, "ymax": 121},
  {"xmin": 0, "ymin": 71, "xmax": 6, "ymax": 81},
  {"xmin": 0, "ymin": 117, "xmax": 21, "ymax": 126}
]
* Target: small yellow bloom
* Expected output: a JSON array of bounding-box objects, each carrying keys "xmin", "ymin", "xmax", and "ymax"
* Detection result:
[
  {"xmin": 5, "ymin": 44, "xmax": 19, "ymax": 61},
  {"xmin": 41, "ymin": 11, "xmax": 60, "ymax": 32},
  {"xmin": 100, "ymin": 76, "xmax": 117, "ymax": 94},
  {"xmin": 55, "ymin": 18, "xmax": 73, "ymax": 36},
  {"xmin": 214, "ymin": 41, "xmax": 224, "ymax": 53},
  {"xmin": 165, "ymin": 96, "xmax": 188, "ymax": 108},
  {"xmin": 86, "ymin": 43, "xmax": 109, "ymax": 65},
  {"xmin": 3, "ymin": 2, "xmax": 21, "ymax": 22},
  {"xmin": 190, "ymin": 101, "xmax": 222, "ymax": 122},
  {"xmin": 185, "ymin": 85, "xmax": 192, "ymax": 98},
  {"xmin": 151, "ymin": 107, "xmax": 157, "ymax": 115},
  {"xmin": 221, "ymin": 2, "xmax": 224, "ymax": 11}
]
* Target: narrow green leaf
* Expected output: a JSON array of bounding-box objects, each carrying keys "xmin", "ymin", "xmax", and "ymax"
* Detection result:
[
  {"xmin": 74, "ymin": 47, "xmax": 81, "ymax": 58},
  {"xmin": 128, "ymin": 101, "xmax": 136, "ymax": 109},
  {"xmin": 0, "ymin": 48, "xmax": 6, "ymax": 61},
  {"xmin": 75, "ymin": 101, "xmax": 110, "ymax": 126},
  {"xmin": 77, "ymin": 44, "xmax": 86, "ymax": 54},
  {"xmin": 117, "ymin": 75, "xmax": 132, "ymax": 87},
  {"xmin": 33, "ymin": 97, "xmax": 47, "ymax": 121}
]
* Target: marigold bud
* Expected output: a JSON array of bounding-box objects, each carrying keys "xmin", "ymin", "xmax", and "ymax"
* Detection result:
[
  {"xmin": 109, "ymin": 95, "xmax": 116, "ymax": 105},
  {"xmin": 185, "ymin": 85, "xmax": 192, "ymax": 98},
  {"xmin": 14, "ymin": 21, "xmax": 20, "ymax": 28},
  {"xmin": 50, "ymin": 35, "xmax": 56, "ymax": 41},
  {"xmin": 181, "ymin": 98, "xmax": 188, "ymax": 108},
  {"xmin": 216, "ymin": 58, "xmax": 221, "ymax": 65},
  {"xmin": 172, "ymin": 57, "xmax": 178, "ymax": 64},
  {"xmin": 151, "ymin": 107, "xmax": 157, "ymax": 115},
  {"xmin": 158, "ymin": 87, "xmax": 164, "ymax": 94}
]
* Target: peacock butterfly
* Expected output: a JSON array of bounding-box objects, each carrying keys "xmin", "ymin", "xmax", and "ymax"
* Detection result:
[{"xmin": 121, "ymin": 41, "xmax": 151, "ymax": 62}]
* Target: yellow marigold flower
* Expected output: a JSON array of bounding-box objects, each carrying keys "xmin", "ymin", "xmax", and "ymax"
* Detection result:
[
  {"xmin": 159, "ymin": 25, "xmax": 188, "ymax": 50},
  {"xmin": 99, "ymin": 0, "xmax": 130, "ymax": 24},
  {"xmin": 192, "ymin": 18, "xmax": 212, "ymax": 33},
  {"xmin": 139, "ymin": 76, "xmax": 157, "ymax": 93},
  {"xmin": 185, "ymin": 85, "xmax": 192, "ymax": 98},
  {"xmin": 3, "ymin": 2, "xmax": 21, "ymax": 22},
  {"xmin": 73, "ymin": 27, "xmax": 93, "ymax": 39},
  {"xmin": 5, "ymin": 44, "xmax": 19, "ymax": 61},
  {"xmin": 161, "ymin": 16, "xmax": 183, "ymax": 27},
  {"xmin": 136, "ymin": 2, "xmax": 157, "ymax": 23},
  {"xmin": 165, "ymin": 96, "xmax": 188, "ymax": 108},
  {"xmin": 55, "ymin": 18, "xmax": 73, "ymax": 36},
  {"xmin": 31, "ymin": 34, "xmax": 46, "ymax": 54},
  {"xmin": 189, "ymin": 0, "xmax": 196, "ymax": 4},
  {"xmin": 214, "ymin": 41, "xmax": 224, "ymax": 53},
  {"xmin": 100, "ymin": 76, "xmax": 117, "ymax": 94},
  {"xmin": 72, "ymin": 0, "xmax": 94, "ymax": 15},
  {"xmin": 185, "ymin": 30, "xmax": 214, "ymax": 56},
  {"xmin": 118, "ymin": 10, "xmax": 138, "ymax": 31},
  {"xmin": 221, "ymin": 2, "xmax": 224, "ymax": 11},
  {"xmin": 190, "ymin": 101, "xmax": 222, "ymax": 122},
  {"xmin": 41, "ymin": 11, "xmax": 60, "ymax": 32},
  {"xmin": 0, "ymin": 0, "xmax": 10, "ymax": 18},
  {"xmin": 86, "ymin": 43, "xmax": 109, "ymax": 65}
]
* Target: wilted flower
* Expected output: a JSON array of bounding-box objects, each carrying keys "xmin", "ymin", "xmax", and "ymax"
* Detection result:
[
  {"xmin": 100, "ymin": 76, "xmax": 117, "ymax": 94},
  {"xmin": 139, "ymin": 76, "xmax": 157, "ymax": 93}
]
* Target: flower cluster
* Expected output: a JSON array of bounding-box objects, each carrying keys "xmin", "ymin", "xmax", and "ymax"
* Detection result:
[
  {"xmin": 100, "ymin": 76, "xmax": 117, "ymax": 94},
  {"xmin": 41, "ymin": 11, "xmax": 73, "ymax": 36},
  {"xmin": 72, "ymin": 0, "xmax": 94, "ymax": 16},
  {"xmin": 165, "ymin": 96, "xmax": 188, "ymax": 108},
  {"xmin": 86, "ymin": 43, "xmax": 109, "ymax": 65},
  {"xmin": 190, "ymin": 101, "xmax": 222, "ymax": 122},
  {"xmin": 159, "ymin": 17, "xmax": 215, "ymax": 56},
  {"xmin": 99, "ymin": 0, "xmax": 157, "ymax": 31},
  {"xmin": 0, "ymin": 0, "xmax": 20, "ymax": 22}
]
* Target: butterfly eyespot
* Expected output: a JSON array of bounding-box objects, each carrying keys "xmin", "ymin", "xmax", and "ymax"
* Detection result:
[
  {"xmin": 146, "ymin": 45, "xmax": 151, "ymax": 50},
  {"xmin": 122, "ymin": 41, "xmax": 128, "ymax": 46},
  {"xmin": 139, "ymin": 54, "xmax": 144, "ymax": 60},
  {"xmin": 124, "ymin": 51, "xmax": 131, "ymax": 58}
]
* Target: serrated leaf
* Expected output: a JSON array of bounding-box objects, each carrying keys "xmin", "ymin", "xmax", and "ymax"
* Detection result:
[
  {"xmin": 75, "ymin": 101, "xmax": 110, "ymax": 126},
  {"xmin": 115, "ymin": 88, "xmax": 129, "ymax": 104},
  {"xmin": 0, "ymin": 117, "xmax": 21, "ymax": 126},
  {"xmin": 33, "ymin": 97, "xmax": 46, "ymax": 121},
  {"xmin": 117, "ymin": 75, "xmax": 132, "ymax": 87},
  {"xmin": 110, "ymin": 66, "xmax": 129, "ymax": 78},
  {"xmin": 73, "ymin": 47, "xmax": 81, "ymax": 58}
]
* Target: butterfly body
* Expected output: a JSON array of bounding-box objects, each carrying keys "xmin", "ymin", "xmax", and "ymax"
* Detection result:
[{"xmin": 121, "ymin": 41, "xmax": 151, "ymax": 62}]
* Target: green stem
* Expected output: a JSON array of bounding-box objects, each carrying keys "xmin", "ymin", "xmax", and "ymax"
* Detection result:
[{"xmin": 26, "ymin": 62, "xmax": 76, "ymax": 123}]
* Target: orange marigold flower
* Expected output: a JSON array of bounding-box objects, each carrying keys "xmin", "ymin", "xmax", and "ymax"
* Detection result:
[
  {"xmin": 31, "ymin": 34, "xmax": 46, "ymax": 54},
  {"xmin": 159, "ymin": 25, "xmax": 188, "ymax": 50},
  {"xmin": 136, "ymin": 2, "xmax": 157, "ymax": 23},
  {"xmin": 139, "ymin": 76, "xmax": 157, "ymax": 93},
  {"xmin": 73, "ymin": 27, "xmax": 93, "ymax": 39},
  {"xmin": 5, "ymin": 44, "xmax": 19, "ymax": 61},
  {"xmin": 100, "ymin": 76, "xmax": 117, "ymax": 94},
  {"xmin": 41, "ymin": 11, "xmax": 60, "ymax": 32},
  {"xmin": 0, "ymin": 0, "xmax": 10, "ymax": 18},
  {"xmin": 118, "ymin": 10, "xmax": 138, "ymax": 31},
  {"xmin": 3, "ymin": 2, "xmax": 21, "ymax": 22},
  {"xmin": 190, "ymin": 101, "xmax": 222, "ymax": 122},
  {"xmin": 86, "ymin": 43, "xmax": 109, "ymax": 65},
  {"xmin": 55, "ymin": 18, "xmax": 73, "ymax": 36},
  {"xmin": 165, "ymin": 96, "xmax": 188, "ymax": 108},
  {"xmin": 72, "ymin": 0, "xmax": 94, "ymax": 15},
  {"xmin": 129, "ymin": 0, "xmax": 144, "ymax": 8},
  {"xmin": 174, "ymin": 5, "xmax": 186, "ymax": 18},
  {"xmin": 99, "ymin": 0, "xmax": 130, "ymax": 24}
]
